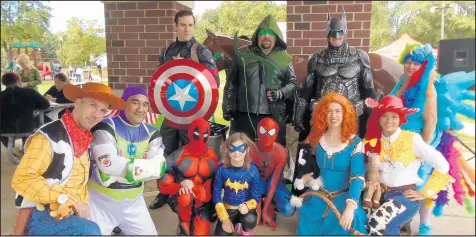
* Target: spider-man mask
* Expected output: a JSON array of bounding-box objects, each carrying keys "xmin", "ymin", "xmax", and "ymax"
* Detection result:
[
  {"xmin": 257, "ymin": 118, "xmax": 279, "ymax": 152},
  {"xmin": 187, "ymin": 118, "xmax": 210, "ymax": 155}
]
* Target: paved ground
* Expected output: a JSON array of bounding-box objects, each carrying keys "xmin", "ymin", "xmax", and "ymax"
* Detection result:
[
  {"xmin": 1, "ymin": 141, "xmax": 475, "ymax": 235},
  {"xmin": 462, "ymin": 122, "xmax": 475, "ymax": 136}
]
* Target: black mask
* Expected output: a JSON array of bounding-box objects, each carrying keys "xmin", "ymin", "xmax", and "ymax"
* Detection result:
[{"xmin": 326, "ymin": 5, "xmax": 348, "ymax": 41}]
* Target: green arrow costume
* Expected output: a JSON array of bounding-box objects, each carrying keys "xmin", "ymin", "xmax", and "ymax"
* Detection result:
[{"xmin": 223, "ymin": 15, "xmax": 297, "ymax": 145}]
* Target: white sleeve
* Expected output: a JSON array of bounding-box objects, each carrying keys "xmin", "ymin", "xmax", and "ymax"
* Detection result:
[
  {"xmin": 145, "ymin": 134, "xmax": 165, "ymax": 162},
  {"xmin": 412, "ymin": 134, "xmax": 450, "ymax": 174},
  {"xmin": 90, "ymin": 130, "xmax": 129, "ymax": 177},
  {"xmin": 141, "ymin": 133, "xmax": 166, "ymax": 181}
]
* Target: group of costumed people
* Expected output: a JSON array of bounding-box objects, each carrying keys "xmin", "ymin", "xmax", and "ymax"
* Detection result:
[{"xmin": 8, "ymin": 8, "xmax": 475, "ymax": 237}]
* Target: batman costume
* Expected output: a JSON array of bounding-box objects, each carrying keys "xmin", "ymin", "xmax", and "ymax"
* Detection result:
[{"xmin": 294, "ymin": 6, "xmax": 376, "ymax": 139}]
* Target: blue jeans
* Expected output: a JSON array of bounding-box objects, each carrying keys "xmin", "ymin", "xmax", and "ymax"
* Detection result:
[
  {"xmin": 25, "ymin": 208, "xmax": 101, "ymax": 235},
  {"xmin": 383, "ymin": 190, "xmax": 420, "ymax": 235},
  {"xmin": 76, "ymin": 74, "xmax": 81, "ymax": 82}
]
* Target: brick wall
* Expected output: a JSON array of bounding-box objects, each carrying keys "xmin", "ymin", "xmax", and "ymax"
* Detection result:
[
  {"xmin": 286, "ymin": 1, "xmax": 372, "ymax": 58},
  {"xmin": 104, "ymin": 1, "xmax": 191, "ymax": 93}
]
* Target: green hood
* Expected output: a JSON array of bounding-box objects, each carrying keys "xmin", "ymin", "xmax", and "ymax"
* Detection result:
[
  {"xmin": 251, "ymin": 15, "xmax": 287, "ymax": 50},
  {"xmin": 250, "ymin": 15, "xmax": 292, "ymax": 69}
]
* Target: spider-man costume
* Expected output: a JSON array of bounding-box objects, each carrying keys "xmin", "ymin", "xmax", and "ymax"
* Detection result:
[
  {"xmin": 158, "ymin": 118, "xmax": 218, "ymax": 235},
  {"xmin": 250, "ymin": 118, "xmax": 296, "ymax": 230}
]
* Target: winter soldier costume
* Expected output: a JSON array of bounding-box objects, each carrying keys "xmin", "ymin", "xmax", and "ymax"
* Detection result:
[
  {"xmin": 294, "ymin": 7, "xmax": 375, "ymax": 139},
  {"xmin": 150, "ymin": 36, "xmax": 219, "ymax": 210},
  {"xmin": 223, "ymin": 15, "xmax": 297, "ymax": 145}
]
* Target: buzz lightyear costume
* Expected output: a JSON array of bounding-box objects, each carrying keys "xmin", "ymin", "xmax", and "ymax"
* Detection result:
[{"xmin": 87, "ymin": 86, "xmax": 166, "ymax": 235}]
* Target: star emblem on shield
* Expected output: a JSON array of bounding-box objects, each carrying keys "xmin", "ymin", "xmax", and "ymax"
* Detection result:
[{"xmin": 149, "ymin": 59, "xmax": 219, "ymax": 129}]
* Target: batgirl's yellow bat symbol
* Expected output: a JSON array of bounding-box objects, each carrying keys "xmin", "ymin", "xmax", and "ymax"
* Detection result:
[{"xmin": 225, "ymin": 179, "xmax": 249, "ymax": 193}]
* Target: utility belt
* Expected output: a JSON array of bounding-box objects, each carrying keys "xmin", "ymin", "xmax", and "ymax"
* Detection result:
[
  {"xmin": 224, "ymin": 203, "xmax": 241, "ymax": 210},
  {"xmin": 354, "ymin": 101, "xmax": 364, "ymax": 116},
  {"xmin": 380, "ymin": 184, "xmax": 417, "ymax": 193}
]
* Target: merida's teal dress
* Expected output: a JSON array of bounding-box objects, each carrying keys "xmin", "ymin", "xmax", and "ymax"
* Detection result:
[{"xmin": 297, "ymin": 135, "xmax": 368, "ymax": 235}]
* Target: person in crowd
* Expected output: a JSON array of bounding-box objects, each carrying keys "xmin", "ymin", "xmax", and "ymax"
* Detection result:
[
  {"xmin": 44, "ymin": 72, "xmax": 73, "ymax": 118},
  {"xmin": 75, "ymin": 67, "xmax": 83, "ymax": 82},
  {"xmin": 0, "ymin": 72, "xmax": 49, "ymax": 150},
  {"xmin": 16, "ymin": 54, "xmax": 42, "ymax": 91}
]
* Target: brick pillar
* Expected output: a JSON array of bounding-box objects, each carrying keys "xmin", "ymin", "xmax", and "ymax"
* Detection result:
[
  {"xmin": 104, "ymin": 1, "xmax": 191, "ymax": 94},
  {"xmin": 287, "ymin": 1, "xmax": 372, "ymax": 59}
]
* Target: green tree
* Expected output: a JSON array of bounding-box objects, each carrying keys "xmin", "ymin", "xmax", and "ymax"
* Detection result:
[
  {"xmin": 56, "ymin": 17, "xmax": 106, "ymax": 66},
  {"xmin": 397, "ymin": 1, "xmax": 475, "ymax": 47},
  {"xmin": 370, "ymin": 1, "xmax": 475, "ymax": 50},
  {"xmin": 42, "ymin": 32, "xmax": 58, "ymax": 60},
  {"xmin": 370, "ymin": 2, "xmax": 397, "ymax": 51},
  {"xmin": 0, "ymin": 1, "xmax": 52, "ymax": 61},
  {"xmin": 194, "ymin": 1, "xmax": 287, "ymax": 43}
]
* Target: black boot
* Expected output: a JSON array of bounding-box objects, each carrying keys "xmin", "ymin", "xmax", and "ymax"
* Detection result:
[
  {"xmin": 400, "ymin": 221, "xmax": 412, "ymax": 236},
  {"xmin": 149, "ymin": 193, "xmax": 169, "ymax": 209},
  {"xmin": 112, "ymin": 227, "xmax": 122, "ymax": 235}
]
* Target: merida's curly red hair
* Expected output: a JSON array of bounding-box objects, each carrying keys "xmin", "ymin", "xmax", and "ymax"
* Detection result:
[{"xmin": 306, "ymin": 93, "xmax": 358, "ymax": 151}]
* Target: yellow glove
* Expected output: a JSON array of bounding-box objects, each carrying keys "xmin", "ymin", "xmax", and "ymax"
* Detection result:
[
  {"xmin": 215, "ymin": 203, "xmax": 229, "ymax": 222},
  {"xmin": 421, "ymin": 169, "xmax": 454, "ymax": 198},
  {"xmin": 244, "ymin": 199, "xmax": 257, "ymax": 210}
]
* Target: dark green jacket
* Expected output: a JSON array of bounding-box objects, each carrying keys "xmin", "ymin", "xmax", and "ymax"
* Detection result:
[
  {"xmin": 223, "ymin": 15, "xmax": 297, "ymax": 118},
  {"xmin": 18, "ymin": 66, "xmax": 42, "ymax": 91}
]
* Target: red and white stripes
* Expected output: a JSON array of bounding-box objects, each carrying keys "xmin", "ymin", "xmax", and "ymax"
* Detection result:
[{"xmin": 103, "ymin": 109, "xmax": 158, "ymax": 124}]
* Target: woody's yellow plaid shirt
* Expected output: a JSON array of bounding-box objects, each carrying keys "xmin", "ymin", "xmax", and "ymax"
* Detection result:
[{"xmin": 11, "ymin": 133, "xmax": 89, "ymax": 208}]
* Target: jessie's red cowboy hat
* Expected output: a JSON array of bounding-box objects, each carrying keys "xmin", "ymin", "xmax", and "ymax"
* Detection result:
[
  {"xmin": 365, "ymin": 96, "xmax": 419, "ymax": 116},
  {"xmin": 64, "ymin": 82, "xmax": 126, "ymax": 110}
]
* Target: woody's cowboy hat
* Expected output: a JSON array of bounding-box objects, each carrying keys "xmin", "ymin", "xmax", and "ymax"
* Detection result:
[
  {"xmin": 365, "ymin": 96, "xmax": 419, "ymax": 116},
  {"xmin": 64, "ymin": 82, "xmax": 126, "ymax": 110}
]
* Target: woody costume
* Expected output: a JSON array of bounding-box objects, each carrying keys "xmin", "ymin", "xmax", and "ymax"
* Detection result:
[
  {"xmin": 158, "ymin": 118, "xmax": 219, "ymax": 235},
  {"xmin": 11, "ymin": 83, "xmax": 126, "ymax": 235},
  {"xmin": 363, "ymin": 96, "xmax": 453, "ymax": 236}
]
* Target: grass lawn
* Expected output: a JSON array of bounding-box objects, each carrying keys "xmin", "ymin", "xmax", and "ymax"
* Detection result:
[{"xmin": 212, "ymin": 71, "xmax": 230, "ymax": 127}]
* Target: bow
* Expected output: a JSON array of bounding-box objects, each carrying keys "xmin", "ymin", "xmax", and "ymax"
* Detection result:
[
  {"xmin": 363, "ymin": 138, "xmax": 378, "ymax": 147},
  {"xmin": 299, "ymin": 192, "xmax": 364, "ymax": 235},
  {"xmin": 233, "ymin": 33, "xmax": 285, "ymax": 125}
]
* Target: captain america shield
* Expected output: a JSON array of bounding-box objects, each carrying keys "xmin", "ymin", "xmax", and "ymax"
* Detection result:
[{"xmin": 149, "ymin": 59, "xmax": 219, "ymax": 129}]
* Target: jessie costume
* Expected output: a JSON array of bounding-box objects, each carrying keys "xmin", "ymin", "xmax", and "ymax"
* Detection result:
[
  {"xmin": 87, "ymin": 86, "xmax": 166, "ymax": 235},
  {"xmin": 158, "ymin": 118, "xmax": 219, "ymax": 235},
  {"xmin": 11, "ymin": 83, "xmax": 126, "ymax": 235},
  {"xmin": 390, "ymin": 43, "xmax": 475, "ymax": 235},
  {"xmin": 364, "ymin": 96, "xmax": 453, "ymax": 236},
  {"xmin": 249, "ymin": 118, "xmax": 295, "ymax": 230}
]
